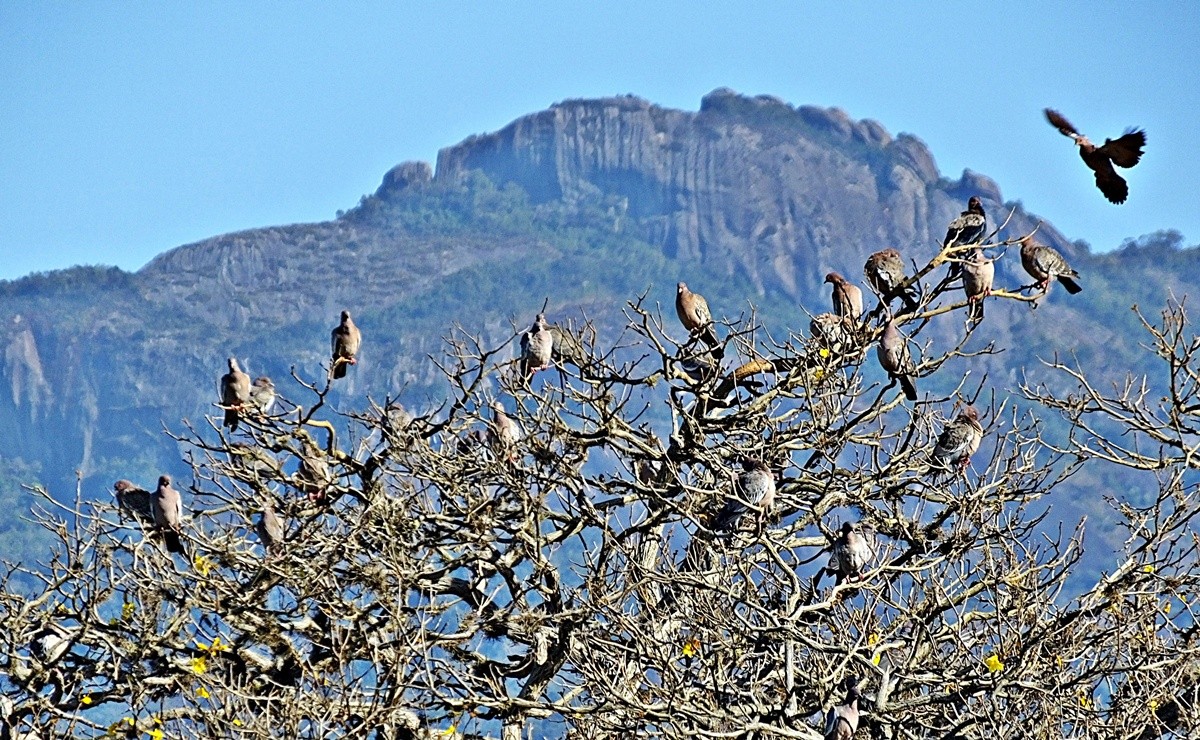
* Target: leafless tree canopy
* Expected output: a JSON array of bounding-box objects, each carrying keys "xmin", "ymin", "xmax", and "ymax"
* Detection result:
[{"xmin": 2, "ymin": 225, "xmax": 1198, "ymax": 739}]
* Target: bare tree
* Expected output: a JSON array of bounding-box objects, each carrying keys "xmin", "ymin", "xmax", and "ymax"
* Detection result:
[{"xmin": 1, "ymin": 226, "xmax": 1197, "ymax": 739}]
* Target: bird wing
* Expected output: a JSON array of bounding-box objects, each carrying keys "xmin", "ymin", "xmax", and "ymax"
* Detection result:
[
  {"xmin": 1100, "ymin": 129, "xmax": 1146, "ymax": 168},
  {"xmin": 1044, "ymin": 108, "xmax": 1079, "ymax": 138},
  {"xmin": 692, "ymin": 293, "xmax": 712, "ymax": 325},
  {"xmin": 1091, "ymin": 161, "xmax": 1130, "ymax": 204}
]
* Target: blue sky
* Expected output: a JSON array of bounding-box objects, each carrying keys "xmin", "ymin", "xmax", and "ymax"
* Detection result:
[{"xmin": 2, "ymin": 3, "xmax": 1197, "ymax": 281}]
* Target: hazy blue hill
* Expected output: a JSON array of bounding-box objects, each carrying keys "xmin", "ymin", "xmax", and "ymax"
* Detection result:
[{"xmin": 0, "ymin": 90, "xmax": 1197, "ymax": 571}]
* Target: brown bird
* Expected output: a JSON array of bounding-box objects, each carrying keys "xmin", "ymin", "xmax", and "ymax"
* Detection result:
[
  {"xmin": 713, "ymin": 458, "xmax": 776, "ymax": 534},
  {"xmin": 824, "ymin": 677, "xmax": 862, "ymax": 740},
  {"xmin": 330, "ymin": 310, "xmax": 362, "ymax": 380},
  {"xmin": 249, "ymin": 376, "xmax": 276, "ymax": 416},
  {"xmin": 151, "ymin": 475, "xmax": 186, "ymax": 555},
  {"xmin": 961, "ymin": 248, "xmax": 995, "ymax": 321},
  {"xmin": 675, "ymin": 282, "xmax": 720, "ymax": 348},
  {"xmin": 1045, "ymin": 108, "xmax": 1145, "ymax": 204},
  {"xmin": 828, "ymin": 522, "xmax": 876, "ymax": 585},
  {"xmin": 489, "ymin": 400, "xmax": 522, "ymax": 461},
  {"xmin": 825, "ymin": 272, "xmax": 863, "ymax": 320},
  {"xmin": 931, "ymin": 406, "xmax": 984, "ymax": 474},
  {"xmin": 864, "ymin": 249, "xmax": 918, "ymax": 313},
  {"xmin": 113, "ymin": 479, "xmax": 154, "ymax": 525},
  {"xmin": 876, "ymin": 319, "xmax": 918, "ymax": 401},
  {"xmin": 255, "ymin": 502, "xmax": 285, "ymax": 556},
  {"xmin": 1020, "ymin": 237, "xmax": 1082, "ymax": 295},
  {"xmin": 220, "ymin": 357, "xmax": 252, "ymax": 431},
  {"xmin": 944, "ymin": 197, "xmax": 987, "ymax": 252},
  {"xmin": 519, "ymin": 313, "xmax": 554, "ymax": 378}
]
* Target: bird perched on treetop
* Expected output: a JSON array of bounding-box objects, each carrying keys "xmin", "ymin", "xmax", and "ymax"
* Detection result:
[
  {"xmin": 675, "ymin": 282, "xmax": 721, "ymax": 351},
  {"xmin": 931, "ymin": 405, "xmax": 984, "ymax": 475},
  {"xmin": 1045, "ymin": 108, "xmax": 1145, "ymax": 204},
  {"xmin": 113, "ymin": 479, "xmax": 154, "ymax": 525},
  {"xmin": 152, "ymin": 475, "xmax": 186, "ymax": 555},
  {"xmin": 825, "ymin": 272, "xmax": 863, "ymax": 321},
  {"xmin": 961, "ymin": 248, "xmax": 995, "ymax": 322},
  {"xmin": 330, "ymin": 310, "xmax": 362, "ymax": 380},
  {"xmin": 942, "ymin": 197, "xmax": 987, "ymax": 278},
  {"xmin": 220, "ymin": 358, "xmax": 251, "ymax": 432},
  {"xmin": 828, "ymin": 522, "xmax": 876, "ymax": 585},
  {"xmin": 876, "ymin": 319, "xmax": 918, "ymax": 402},
  {"xmin": 712, "ymin": 458, "xmax": 776, "ymax": 534},
  {"xmin": 1020, "ymin": 236, "xmax": 1082, "ymax": 295},
  {"xmin": 249, "ymin": 376, "xmax": 276, "ymax": 416},
  {"xmin": 519, "ymin": 313, "xmax": 554, "ymax": 379},
  {"xmin": 864, "ymin": 248, "xmax": 919, "ymax": 313}
]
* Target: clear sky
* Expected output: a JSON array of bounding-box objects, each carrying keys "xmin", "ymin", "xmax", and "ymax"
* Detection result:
[{"xmin": 2, "ymin": 3, "xmax": 1196, "ymax": 281}]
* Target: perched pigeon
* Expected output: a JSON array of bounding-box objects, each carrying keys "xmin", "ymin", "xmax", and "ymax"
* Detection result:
[
  {"xmin": 1045, "ymin": 108, "xmax": 1145, "ymax": 204},
  {"xmin": 876, "ymin": 319, "xmax": 918, "ymax": 402},
  {"xmin": 931, "ymin": 406, "xmax": 984, "ymax": 474},
  {"xmin": 220, "ymin": 358, "xmax": 252, "ymax": 432},
  {"xmin": 825, "ymin": 272, "xmax": 864, "ymax": 320},
  {"xmin": 548, "ymin": 322, "xmax": 585, "ymax": 367},
  {"xmin": 330, "ymin": 310, "xmax": 362, "ymax": 380},
  {"xmin": 29, "ymin": 623, "xmax": 74, "ymax": 666},
  {"xmin": 488, "ymin": 400, "xmax": 522, "ymax": 460},
  {"xmin": 824, "ymin": 677, "xmax": 862, "ymax": 740},
  {"xmin": 297, "ymin": 440, "xmax": 333, "ymax": 502},
  {"xmin": 810, "ymin": 313, "xmax": 856, "ymax": 355},
  {"xmin": 675, "ymin": 282, "xmax": 720, "ymax": 348},
  {"xmin": 113, "ymin": 479, "xmax": 154, "ymax": 525},
  {"xmin": 961, "ymin": 248, "xmax": 995, "ymax": 321},
  {"xmin": 943, "ymin": 197, "xmax": 988, "ymax": 252},
  {"xmin": 864, "ymin": 249, "xmax": 919, "ymax": 313},
  {"xmin": 249, "ymin": 376, "xmax": 276, "ymax": 416},
  {"xmin": 255, "ymin": 502, "xmax": 285, "ymax": 555},
  {"xmin": 829, "ymin": 522, "xmax": 876, "ymax": 585},
  {"xmin": 1020, "ymin": 237, "xmax": 1082, "ymax": 295},
  {"xmin": 519, "ymin": 313, "xmax": 555, "ymax": 378},
  {"xmin": 225, "ymin": 443, "xmax": 279, "ymax": 482},
  {"xmin": 152, "ymin": 475, "xmax": 186, "ymax": 555},
  {"xmin": 713, "ymin": 458, "xmax": 776, "ymax": 533}
]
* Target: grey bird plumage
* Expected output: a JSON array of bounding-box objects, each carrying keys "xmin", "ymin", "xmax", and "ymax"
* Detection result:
[
  {"xmin": 220, "ymin": 357, "xmax": 251, "ymax": 431},
  {"xmin": 825, "ymin": 272, "xmax": 864, "ymax": 320},
  {"xmin": 931, "ymin": 405, "xmax": 984, "ymax": 474},
  {"xmin": 961, "ymin": 248, "xmax": 995, "ymax": 321},
  {"xmin": 713, "ymin": 458, "xmax": 776, "ymax": 533},
  {"xmin": 943, "ymin": 197, "xmax": 987, "ymax": 279},
  {"xmin": 1020, "ymin": 237, "xmax": 1082, "ymax": 295},
  {"xmin": 489, "ymin": 400, "xmax": 522, "ymax": 461},
  {"xmin": 249, "ymin": 376, "xmax": 276, "ymax": 415},
  {"xmin": 876, "ymin": 319, "xmax": 918, "ymax": 401},
  {"xmin": 824, "ymin": 677, "xmax": 862, "ymax": 740},
  {"xmin": 152, "ymin": 474, "xmax": 186, "ymax": 555},
  {"xmin": 113, "ymin": 479, "xmax": 154, "ymax": 525},
  {"xmin": 675, "ymin": 282, "xmax": 721, "ymax": 350},
  {"xmin": 330, "ymin": 310, "xmax": 362, "ymax": 380},
  {"xmin": 255, "ymin": 502, "xmax": 285, "ymax": 555},
  {"xmin": 519, "ymin": 313, "xmax": 555, "ymax": 378},
  {"xmin": 864, "ymin": 248, "xmax": 918, "ymax": 313},
  {"xmin": 829, "ymin": 522, "xmax": 876, "ymax": 585}
]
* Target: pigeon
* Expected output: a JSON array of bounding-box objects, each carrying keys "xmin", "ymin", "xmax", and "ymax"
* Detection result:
[
  {"xmin": 249, "ymin": 376, "xmax": 276, "ymax": 416},
  {"xmin": 519, "ymin": 313, "xmax": 555, "ymax": 378},
  {"xmin": 810, "ymin": 313, "xmax": 856, "ymax": 355},
  {"xmin": 961, "ymin": 248, "xmax": 995, "ymax": 321},
  {"xmin": 712, "ymin": 458, "xmax": 776, "ymax": 533},
  {"xmin": 1045, "ymin": 108, "xmax": 1146, "ymax": 204},
  {"xmin": 931, "ymin": 406, "xmax": 984, "ymax": 474},
  {"xmin": 675, "ymin": 282, "xmax": 720, "ymax": 348},
  {"xmin": 488, "ymin": 400, "xmax": 522, "ymax": 460},
  {"xmin": 864, "ymin": 249, "xmax": 919, "ymax": 312},
  {"xmin": 297, "ymin": 440, "xmax": 333, "ymax": 502},
  {"xmin": 829, "ymin": 522, "xmax": 876, "ymax": 585},
  {"xmin": 152, "ymin": 475, "xmax": 186, "ymax": 555},
  {"xmin": 220, "ymin": 358, "xmax": 252, "ymax": 432},
  {"xmin": 113, "ymin": 479, "xmax": 154, "ymax": 525},
  {"xmin": 548, "ymin": 322, "xmax": 585, "ymax": 367},
  {"xmin": 876, "ymin": 319, "xmax": 918, "ymax": 402},
  {"xmin": 825, "ymin": 272, "xmax": 864, "ymax": 320},
  {"xmin": 824, "ymin": 677, "xmax": 862, "ymax": 740},
  {"xmin": 225, "ymin": 443, "xmax": 279, "ymax": 482},
  {"xmin": 1020, "ymin": 237, "xmax": 1082, "ymax": 295},
  {"xmin": 943, "ymin": 197, "xmax": 987, "ymax": 279},
  {"xmin": 29, "ymin": 623, "xmax": 74, "ymax": 666},
  {"xmin": 255, "ymin": 502, "xmax": 285, "ymax": 555},
  {"xmin": 330, "ymin": 310, "xmax": 362, "ymax": 380}
]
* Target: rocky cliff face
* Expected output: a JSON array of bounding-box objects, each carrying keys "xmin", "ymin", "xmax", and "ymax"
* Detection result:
[
  {"xmin": 434, "ymin": 88, "xmax": 1071, "ymax": 299},
  {"xmin": 0, "ymin": 90, "xmax": 1187, "ymax": 513}
]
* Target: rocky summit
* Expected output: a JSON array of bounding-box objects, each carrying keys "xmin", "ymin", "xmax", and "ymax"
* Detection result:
[{"xmin": 0, "ymin": 90, "xmax": 1194, "ymax": 552}]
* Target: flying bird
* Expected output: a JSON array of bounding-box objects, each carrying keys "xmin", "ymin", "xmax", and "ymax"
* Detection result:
[
  {"xmin": 249, "ymin": 376, "xmax": 276, "ymax": 416},
  {"xmin": 824, "ymin": 677, "xmax": 862, "ymax": 740},
  {"xmin": 1044, "ymin": 108, "xmax": 1145, "ymax": 204},
  {"xmin": 713, "ymin": 458, "xmax": 776, "ymax": 534},
  {"xmin": 961, "ymin": 249, "xmax": 995, "ymax": 321},
  {"xmin": 931, "ymin": 406, "xmax": 984, "ymax": 475},
  {"xmin": 1020, "ymin": 237, "xmax": 1082, "ymax": 295},
  {"xmin": 152, "ymin": 475, "xmax": 186, "ymax": 555},
  {"xmin": 675, "ymin": 282, "xmax": 720, "ymax": 349},
  {"xmin": 864, "ymin": 249, "xmax": 919, "ymax": 313},
  {"xmin": 828, "ymin": 522, "xmax": 876, "ymax": 585},
  {"xmin": 825, "ymin": 272, "xmax": 863, "ymax": 320},
  {"xmin": 876, "ymin": 319, "xmax": 918, "ymax": 402},
  {"xmin": 330, "ymin": 310, "xmax": 362, "ymax": 380},
  {"xmin": 519, "ymin": 313, "xmax": 555, "ymax": 378},
  {"xmin": 220, "ymin": 358, "xmax": 252, "ymax": 431}
]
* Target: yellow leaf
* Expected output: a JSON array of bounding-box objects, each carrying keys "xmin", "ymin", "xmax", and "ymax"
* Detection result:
[
  {"xmin": 81, "ymin": 695, "xmax": 92, "ymax": 705},
  {"xmin": 192, "ymin": 556, "xmax": 213, "ymax": 576},
  {"xmin": 1149, "ymin": 698, "xmax": 1160, "ymax": 712},
  {"xmin": 867, "ymin": 632, "xmax": 880, "ymax": 647},
  {"xmin": 441, "ymin": 726, "xmax": 457, "ymax": 736},
  {"xmin": 232, "ymin": 719, "xmax": 243, "ymax": 727},
  {"xmin": 870, "ymin": 653, "xmax": 881, "ymax": 666},
  {"xmin": 983, "ymin": 654, "xmax": 1004, "ymax": 673},
  {"xmin": 122, "ymin": 602, "xmax": 136, "ymax": 620},
  {"xmin": 149, "ymin": 730, "xmax": 164, "ymax": 740},
  {"xmin": 818, "ymin": 348, "xmax": 831, "ymax": 359},
  {"xmin": 681, "ymin": 636, "xmax": 701, "ymax": 659},
  {"xmin": 191, "ymin": 656, "xmax": 207, "ymax": 675},
  {"xmin": 1142, "ymin": 564, "xmax": 1155, "ymax": 573},
  {"xmin": 196, "ymin": 686, "xmax": 210, "ymax": 699}
]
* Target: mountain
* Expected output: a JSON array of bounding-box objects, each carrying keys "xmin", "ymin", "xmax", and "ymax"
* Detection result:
[{"xmin": 1, "ymin": 89, "xmax": 1197, "ymax": 557}]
